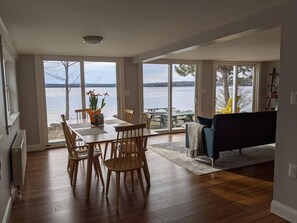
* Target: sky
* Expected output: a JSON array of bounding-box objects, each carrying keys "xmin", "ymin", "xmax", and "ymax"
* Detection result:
[
  {"xmin": 44, "ymin": 61, "xmax": 117, "ymax": 84},
  {"xmin": 43, "ymin": 60, "xmax": 196, "ymax": 85}
]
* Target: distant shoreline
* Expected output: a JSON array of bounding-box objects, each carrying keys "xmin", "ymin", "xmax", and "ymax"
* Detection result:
[{"xmin": 45, "ymin": 81, "xmax": 195, "ymax": 88}]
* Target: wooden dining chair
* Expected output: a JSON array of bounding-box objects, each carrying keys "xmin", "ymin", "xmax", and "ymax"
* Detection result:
[
  {"xmin": 75, "ymin": 108, "xmax": 90, "ymax": 121},
  {"xmin": 141, "ymin": 113, "xmax": 152, "ymax": 150},
  {"xmin": 104, "ymin": 124, "xmax": 146, "ymax": 209},
  {"xmin": 123, "ymin": 113, "xmax": 152, "ymax": 184},
  {"xmin": 124, "ymin": 109, "xmax": 134, "ymax": 123},
  {"xmin": 103, "ymin": 109, "xmax": 135, "ymax": 161},
  {"xmin": 60, "ymin": 117, "xmax": 105, "ymax": 194}
]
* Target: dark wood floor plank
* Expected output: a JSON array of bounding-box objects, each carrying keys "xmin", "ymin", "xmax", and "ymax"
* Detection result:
[{"xmin": 9, "ymin": 133, "xmax": 287, "ymax": 223}]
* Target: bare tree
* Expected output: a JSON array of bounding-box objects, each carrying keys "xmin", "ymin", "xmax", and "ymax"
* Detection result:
[{"xmin": 44, "ymin": 61, "xmax": 79, "ymax": 120}]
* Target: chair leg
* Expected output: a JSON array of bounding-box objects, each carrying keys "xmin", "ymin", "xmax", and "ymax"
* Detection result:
[
  {"xmin": 131, "ymin": 171, "xmax": 134, "ymax": 191},
  {"xmin": 72, "ymin": 161, "xmax": 79, "ymax": 194},
  {"xmin": 69, "ymin": 160, "xmax": 74, "ymax": 185},
  {"xmin": 93, "ymin": 158, "xmax": 99, "ymax": 178},
  {"xmin": 106, "ymin": 170, "xmax": 112, "ymax": 196},
  {"xmin": 96, "ymin": 158, "xmax": 105, "ymax": 187},
  {"xmin": 124, "ymin": 172, "xmax": 127, "ymax": 183},
  {"xmin": 137, "ymin": 169, "xmax": 146, "ymax": 201},
  {"xmin": 103, "ymin": 142, "xmax": 108, "ymax": 161},
  {"xmin": 67, "ymin": 159, "xmax": 70, "ymax": 172},
  {"xmin": 116, "ymin": 172, "xmax": 121, "ymax": 209}
]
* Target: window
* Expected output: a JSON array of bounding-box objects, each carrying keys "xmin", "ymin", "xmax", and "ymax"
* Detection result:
[
  {"xmin": 143, "ymin": 63, "xmax": 197, "ymax": 132},
  {"xmin": 215, "ymin": 64, "xmax": 255, "ymax": 114},
  {"xmin": 2, "ymin": 46, "xmax": 18, "ymax": 122},
  {"xmin": 43, "ymin": 59, "xmax": 118, "ymax": 143}
]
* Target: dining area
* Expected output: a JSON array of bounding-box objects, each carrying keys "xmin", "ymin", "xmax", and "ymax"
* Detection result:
[{"xmin": 60, "ymin": 108, "xmax": 158, "ymax": 209}]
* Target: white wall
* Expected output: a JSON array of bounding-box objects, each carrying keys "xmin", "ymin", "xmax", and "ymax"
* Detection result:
[
  {"xmin": 199, "ymin": 60, "xmax": 214, "ymax": 118},
  {"xmin": 0, "ymin": 44, "xmax": 20, "ymax": 222},
  {"xmin": 271, "ymin": 1, "xmax": 297, "ymax": 222},
  {"xmin": 17, "ymin": 55, "xmax": 40, "ymax": 146},
  {"xmin": 123, "ymin": 58, "xmax": 140, "ymax": 123}
]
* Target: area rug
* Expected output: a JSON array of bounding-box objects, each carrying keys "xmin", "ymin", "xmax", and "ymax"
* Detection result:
[{"xmin": 148, "ymin": 141, "xmax": 275, "ymax": 175}]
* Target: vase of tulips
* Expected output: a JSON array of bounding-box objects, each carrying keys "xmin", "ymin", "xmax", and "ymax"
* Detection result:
[{"xmin": 86, "ymin": 90, "xmax": 109, "ymax": 125}]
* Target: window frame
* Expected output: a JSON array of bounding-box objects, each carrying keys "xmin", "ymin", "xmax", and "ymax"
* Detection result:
[
  {"xmin": 141, "ymin": 59, "xmax": 200, "ymax": 133},
  {"xmin": 0, "ymin": 37, "xmax": 19, "ymax": 135},
  {"xmin": 35, "ymin": 55, "xmax": 124, "ymax": 148},
  {"xmin": 212, "ymin": 61, "xmax": 260, "ymax": 115}
]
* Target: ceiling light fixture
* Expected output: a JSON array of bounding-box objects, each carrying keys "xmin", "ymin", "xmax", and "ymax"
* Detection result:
[{"xmin": 83, "ymin": 36, "xmax": 103, "ymax": 44}]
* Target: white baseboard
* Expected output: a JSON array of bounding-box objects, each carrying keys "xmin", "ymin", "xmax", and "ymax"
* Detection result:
[
  {"xmin": 2, "ymin": 188, "xmax": 16, "ymax": 223},
  {"xmin": 27, "ymin": 144, "xmax": 44, "ymax": 152},
  {"xmin": 271, "ymin": 200, "xmax": 297, "ymax": 223}
]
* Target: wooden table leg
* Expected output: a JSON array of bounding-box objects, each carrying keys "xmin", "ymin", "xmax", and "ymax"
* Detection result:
[{"xmin": 86, "ymin": 143, "xmax": 94, "ymax": 200}]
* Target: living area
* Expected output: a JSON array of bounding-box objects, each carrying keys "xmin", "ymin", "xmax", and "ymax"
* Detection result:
[{"xmin": 1, "ymin": 1, "xmax": 297, "ymax": 223}]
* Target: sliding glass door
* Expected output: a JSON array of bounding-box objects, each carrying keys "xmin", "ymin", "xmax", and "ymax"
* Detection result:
[
  {"xmin": 143, "ymin": 63, "xmax": 196, "ymax": 132},
  {"xmin": 172, "ymin": 64, "xmax": 195, "ymax": 130},
  {"xmin": 43, "ymin": 59, "xmax": 118, "ymax": 144},
  {"xmin": 143, "ymin": 64, "xmax": 169, "ymax": 130},
  {"xmin": 215, "ymin": 64, "xmax": 255, "ymax": 114}
]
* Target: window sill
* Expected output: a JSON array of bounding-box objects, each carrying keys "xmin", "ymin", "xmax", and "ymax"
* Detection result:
[{"xmin": 8, "ymin": 112, "xmax": 20, "ymax": 127}]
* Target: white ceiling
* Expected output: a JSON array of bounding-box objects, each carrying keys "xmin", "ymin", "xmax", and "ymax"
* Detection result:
[
  {"xmin": 0, "ymin": 0, "xmax": 286, "ymax": 61},
  {"xmin": 165, "ymin": 27, "xmax": 281, "ymax": 61}
]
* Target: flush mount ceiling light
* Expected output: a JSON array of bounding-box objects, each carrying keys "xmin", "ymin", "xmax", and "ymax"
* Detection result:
[{"xmin": 83, "ymin": 36, "xmax": 103, "ymax": 44}]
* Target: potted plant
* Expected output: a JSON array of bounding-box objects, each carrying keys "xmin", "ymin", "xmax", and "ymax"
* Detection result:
[{"xmin": 86, "ymin": 90, "xmax": 109, "ymax": 125}]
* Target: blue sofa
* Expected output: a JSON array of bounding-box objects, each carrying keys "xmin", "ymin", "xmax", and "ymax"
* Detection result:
[{"xmin": 186, "ymin": 111, "xmax": 277, "ymax": 165}]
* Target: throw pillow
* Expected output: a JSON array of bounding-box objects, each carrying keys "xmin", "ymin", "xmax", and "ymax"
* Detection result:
[{"xmin": 197, "ymin": 116, "xmax": 213, "ymax": 128}]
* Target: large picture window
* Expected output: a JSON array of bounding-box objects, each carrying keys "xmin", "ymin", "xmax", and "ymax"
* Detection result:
[{"xmin": 43, "ymin": 59, "xmax": 118, "ymax": 143}]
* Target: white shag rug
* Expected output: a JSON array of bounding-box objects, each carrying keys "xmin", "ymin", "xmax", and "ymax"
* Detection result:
[{"xmin": 148, "ymin": 141, "xmax": 275, "ymax": 175}]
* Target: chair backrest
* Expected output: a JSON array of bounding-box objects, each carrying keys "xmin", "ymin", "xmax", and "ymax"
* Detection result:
[
  {"xmin": 75, "ymin": 108, "xmax": 90, "ymax": 121},
  {"xmin": 110, "ymin": 123, "xmax": 146, "ymax": 169},
  {"xmin": 141, "ymin": 113, "xmax": 152, "ymax": 129},
  {"xmin": 60, "ymin": 115, "xmax": 78, "ymax": 159},
  {"xmin": 124, "ymin": 109, "xmax": 134, "ymax": 123}
]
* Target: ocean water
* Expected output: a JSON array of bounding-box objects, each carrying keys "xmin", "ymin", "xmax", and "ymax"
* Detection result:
[
  {"xmin": 45, "ymin": 86, "xmax": 195, "ymax": 125},
  {"xmin": 45, "ymin": 86, "xmax": 253, "ymax": 125}
]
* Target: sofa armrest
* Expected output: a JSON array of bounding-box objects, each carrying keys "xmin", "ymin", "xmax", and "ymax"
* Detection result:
[{"xmin": 204, "ymin": 128, "xmax": 219, "ymax": 160}]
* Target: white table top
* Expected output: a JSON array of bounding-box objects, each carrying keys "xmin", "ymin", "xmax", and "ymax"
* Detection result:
[{"xmin": 68, "ymin": 118, "xmax": 158, "ymax": 144}]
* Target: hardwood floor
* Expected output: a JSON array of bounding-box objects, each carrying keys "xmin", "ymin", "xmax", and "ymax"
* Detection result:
[{"xmin": 9, "ymin": 133, "xmax": 287, "ymax": 223}]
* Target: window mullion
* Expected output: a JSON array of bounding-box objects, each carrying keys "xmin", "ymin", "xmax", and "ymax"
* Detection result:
[
  {"xmin": 168, "ymin": 64, "xmax": 173, "ymax": 131},
  {"xmin": 232, "ymin": 65, "xmax": 238, "ymax": 113},
  {"xmin": 80, "ymin": 60, "xmax": 86, "ymax": 119}
]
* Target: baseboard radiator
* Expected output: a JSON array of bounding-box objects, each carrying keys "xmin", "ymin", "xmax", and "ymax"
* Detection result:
[{"xmin": 11, "ymin": 130, "xmax": 27, "ymax": 196}]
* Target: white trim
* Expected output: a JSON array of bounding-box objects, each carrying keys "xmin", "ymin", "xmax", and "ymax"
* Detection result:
[
  {"xmin": 27, "ymin": 144, "xmax": 44, "ymax": 152},
  {"xmin": 34, "ymin": 55, "xmax": 47, "ymax": 149},
  {"xmin": 271, "ymin": 200, "xmax": 297, "ymax": 223},
  {"xmin": 196, "ymin": 61, "xmax": 201, "ymax": 117},
  {"xmin": 39, "ymin": 54, "xmax": 119, "ymax": 62},
  {"xmin": 2, "ymin": 188, "xmax": 16, "ymax": 223},
  {"xmin": 117, "ymin": 58, "xmax": 125, "ymax": 119},
  {"xmin": 138, "ymin": 63, "xmax": 144, "ymax": 122}
]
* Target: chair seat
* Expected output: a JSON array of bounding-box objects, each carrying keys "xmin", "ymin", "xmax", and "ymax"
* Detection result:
[{"xmin": 105, "ymin": 157, "xmax": 143, "ymax": 172}]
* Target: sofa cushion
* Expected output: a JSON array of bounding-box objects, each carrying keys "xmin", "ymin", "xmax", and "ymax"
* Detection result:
[{"xmin": 197, "ymin": 116, "xmax": 213, "ymax": 128}]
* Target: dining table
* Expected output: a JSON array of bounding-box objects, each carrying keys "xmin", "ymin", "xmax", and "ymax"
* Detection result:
[{"xmin": 68, "ymin": 118, "xmax": 158, "ymax": 200}]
